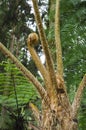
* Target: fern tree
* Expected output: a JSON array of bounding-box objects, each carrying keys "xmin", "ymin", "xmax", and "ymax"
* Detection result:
[
  {"xmin": 0, "ymin": 61, "xmax": 38, "ymax": 130},
  {"xmin": 0, "ymin": 0, "xmax": 86, "ymax": 130}
]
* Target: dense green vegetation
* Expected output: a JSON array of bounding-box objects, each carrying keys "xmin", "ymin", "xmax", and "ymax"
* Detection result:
[{"xmin": 0, "ymin": 0, "xmax": 86, "ymax": 129}]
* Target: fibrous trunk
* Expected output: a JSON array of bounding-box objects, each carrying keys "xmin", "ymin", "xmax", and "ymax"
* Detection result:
[{"xmin": 39, "ymin": 103, "xmax": 78, "ymax": 130}]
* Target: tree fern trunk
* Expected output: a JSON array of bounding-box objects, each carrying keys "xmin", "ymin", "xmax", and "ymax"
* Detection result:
[{"xmin": 41, "ymin": 107, "xmax": 78, "ymax": 130}]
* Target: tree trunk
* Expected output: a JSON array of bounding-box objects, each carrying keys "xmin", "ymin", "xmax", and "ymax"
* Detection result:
[
  {"xmin": 41, "ymin": 110, "xmax": 78, "ymax": 130},
  {"xmin": 38, "ymin": 91, "xmax": 78, "ymax": 130}
]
